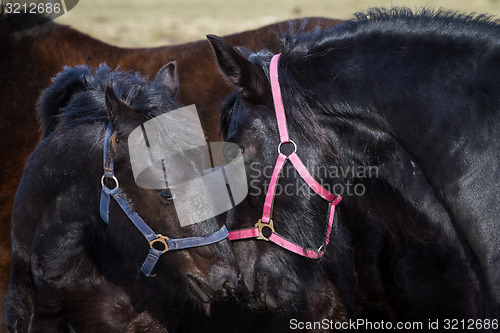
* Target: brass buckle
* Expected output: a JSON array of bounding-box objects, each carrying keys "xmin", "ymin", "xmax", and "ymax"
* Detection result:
[
  {"xmin": 149, "ymin": 234, "xmax": 169, "ymax": 254},
  {"xmin": 255, "ymin": 219, "xmax": 275, "ymax": 241}
]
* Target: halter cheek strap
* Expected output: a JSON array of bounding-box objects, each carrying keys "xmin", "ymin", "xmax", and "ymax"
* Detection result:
[
  {"xmin": 228, "ymin": 54, "xmax": 342, "ymax": 259},
  {"xmin": 99, "ymin": 123, "xmax": 228, "ymax": 276}
]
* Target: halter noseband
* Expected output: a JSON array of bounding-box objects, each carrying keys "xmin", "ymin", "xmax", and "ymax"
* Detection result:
[
  {"xmin": 99, "ymin": 122, "xmax": 229, "ymax": 276},
  {"xmin": 228, "ymin": 54, "xmax": 342, "ymax": 259}
]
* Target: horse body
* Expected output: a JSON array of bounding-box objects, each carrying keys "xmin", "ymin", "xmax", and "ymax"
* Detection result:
[
  {"xmin": 282, "ymin": 9, "xmax": 500, "ymax": 315},
  {"xmin": 210, "ymin": 7, "xmax": 497, "ymax": 322},
  {"xmin": 0, "ymin": 14, "xmax": 342, "ymax": 331},
  {"xmin": 366, "ymin": 34, "xmax": 500, "ymax": 310},
  {"xmin": 6, "ymin": 64, "xmax": 239, "ymax": 332}
]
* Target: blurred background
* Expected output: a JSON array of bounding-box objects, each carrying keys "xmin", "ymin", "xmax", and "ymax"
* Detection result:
[{"xmin": 55, "ymin": 0, "xmax": 500, "ymax": 47}]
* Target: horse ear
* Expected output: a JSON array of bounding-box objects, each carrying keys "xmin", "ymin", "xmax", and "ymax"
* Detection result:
[
  {"xmin": 207, "ymin": 34, "xmax": 254, "ymax": 87},
  {"xmin": 234, "ymin": 46, "xmax": 255, "ymax": 60},
  {"xmin": 155, "ymin": 61, "xmax": 179, "ymax": 98},
  {"xmin": 105, "ymin": 86, "xmax": 136, "ymax": 122},
  {"xmin": 207, "ymin": 35, "xmax": 269, "ymax": 101}
]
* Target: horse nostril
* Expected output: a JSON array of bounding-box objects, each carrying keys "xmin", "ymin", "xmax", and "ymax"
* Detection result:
[
  {"xmin": 221, "ymin": 281, "xmax": 236, "ymax": 298},
  {"xmin": 187, "ymin": 275, "xmax": 212, "ymax": 303},
  {"xmin": 224, "ymin": 280, "xmax": 235, "ymax": 290},
  {"xmin": 256, "ymin": 272, "xmax": 269, "ymax": 293},
  {"xmin": 248, "ymin": 272, "xmax": 279, "ymax": 311},
  {"xmin": 214, "ymin": 270, "xmax": 238, "ymax": 291},
  {"xmin": 256, "ymin": 273, "xmax": 269, "ymax": 303}
]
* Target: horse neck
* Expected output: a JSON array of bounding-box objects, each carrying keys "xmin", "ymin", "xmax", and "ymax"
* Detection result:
[
  {"xmin": 317, "ymin": 111, "xmax": 469, "ymax": 254},
  {"xmin": 345, "ymin": 30, "xmax": 499, "ymax": 156}
]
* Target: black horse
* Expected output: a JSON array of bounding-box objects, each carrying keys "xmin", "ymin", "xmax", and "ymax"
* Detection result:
[
  {"xmin": 209, "ymin": 7, "xmax": 498, "ymax": 324},
  {"xmin": 6, "ymin": 64, "xmax": 239, "ymax": 332}
]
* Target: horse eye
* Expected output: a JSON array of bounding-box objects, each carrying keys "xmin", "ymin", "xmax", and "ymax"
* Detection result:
[{"xmin": 160, "ymin": 189, "xmax": 176, "ymax": 200}]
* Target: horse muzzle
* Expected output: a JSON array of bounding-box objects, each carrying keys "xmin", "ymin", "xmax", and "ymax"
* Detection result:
[{"xmin": 233, "ymin": 272, "xmax": 279, "ymax": 312}]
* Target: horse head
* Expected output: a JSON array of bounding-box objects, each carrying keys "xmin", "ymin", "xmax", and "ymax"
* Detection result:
[{"xmin": 208, "ymin": 35, "xmax": 353, "ymax": 317}]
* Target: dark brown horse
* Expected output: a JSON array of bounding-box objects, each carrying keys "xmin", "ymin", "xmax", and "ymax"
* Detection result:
[{"xmin": 0, "ymin": 13, "xmax": 342, "ymax": 331}]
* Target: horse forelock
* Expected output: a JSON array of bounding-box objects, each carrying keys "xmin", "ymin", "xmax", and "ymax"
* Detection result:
[{"xmin": 38, "ymin": 64, "xmax": 178, "ymax": 140}]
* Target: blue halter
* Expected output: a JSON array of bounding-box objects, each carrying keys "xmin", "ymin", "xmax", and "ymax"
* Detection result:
[{"xmin": 99, "ymin": 122, "xmax": 229, "ymax": 276}]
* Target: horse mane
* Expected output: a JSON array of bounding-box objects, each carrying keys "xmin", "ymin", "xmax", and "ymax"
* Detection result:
[
  {"xmin": 37, "ymin": 65, "xmax": 90, "ymax": 137},
  {"xmin": 242, "ymin": 7, "xmax": 500, "ymax": 143},
  {"xmin": 279, "ymin": 7, "xmax": 500, "ymax": 64},
  {"xmin": 37, "ymin": 64, "xmax": 176, "ymax": 137},
  {"xmin": 247, "ymin": 7, "xmax": 500, "ymax": 93}
]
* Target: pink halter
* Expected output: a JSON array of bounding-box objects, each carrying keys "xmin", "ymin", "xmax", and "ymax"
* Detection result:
[{"xmin": 228, "ymin": 54, "xmax": 342, "ymax": 259}]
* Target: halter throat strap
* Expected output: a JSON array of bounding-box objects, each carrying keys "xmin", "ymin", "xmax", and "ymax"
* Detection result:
[
  {"xmin": 99, "ymin": 123, "xmax": 228, "ymax": 276},
  {"xmin": 228, "ymin": 54, "xmax": 342, "ymax": 259}
]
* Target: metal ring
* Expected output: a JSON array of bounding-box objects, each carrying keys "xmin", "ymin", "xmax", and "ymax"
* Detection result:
[
  {"xmin": 277, "ymin": 140, "xmax": 297, "ymax": 156},
  {"xmin": 101, "ymin": 175, "xmax": 119, "ymax": 189}
]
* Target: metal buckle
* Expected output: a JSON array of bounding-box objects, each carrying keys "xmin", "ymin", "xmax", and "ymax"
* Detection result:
[
  {"xmin": 255, "ymin": 219, "xmax": 275, "ymax": 241},
  {"xmin": 149, "ymin": 234, "xmax": 170, "ymax": 253}
]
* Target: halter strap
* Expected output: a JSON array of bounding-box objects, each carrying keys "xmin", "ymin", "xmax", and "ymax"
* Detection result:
[
  {"xmin": 228, "ymin": 53, "xmax": 342, "ymax": 259},
  {"xmin": 270, "ymin": 54, "xmax": 290, "ymax": 143},
  {"xmin": 99, "ymin": 123, "xmax": 228, "ymax": 276}
]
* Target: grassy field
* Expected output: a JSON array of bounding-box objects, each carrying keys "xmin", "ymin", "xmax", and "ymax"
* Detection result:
[{"xmin": 55, "ymin": 0, "xmax": 500, "ymax": 47}]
